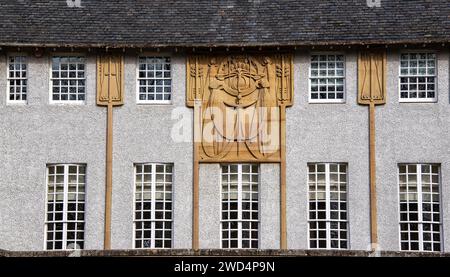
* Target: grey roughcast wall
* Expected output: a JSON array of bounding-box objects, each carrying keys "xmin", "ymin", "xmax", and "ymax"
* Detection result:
[{"xmin": 0, "ymin": 50, "xmax": 449, "ymax": 251}]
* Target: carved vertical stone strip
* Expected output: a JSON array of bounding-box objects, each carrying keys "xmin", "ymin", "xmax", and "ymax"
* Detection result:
[
  {"xmin": 279, "ymin": 54, "xmax": 288, "ymax": 249},
  {"xmin": 104, "ymin": 102, "xmax": 113, "ymax": 250},
  {"xmin": 192, "ymin": 99, "xmax": 201, "ymax": 251},
  {"xmin": 357, "ymin": 50, "xmax": 386, "ymax": 252},
  {"xmin": 369, "ymin": 102, "xmax": 377, "ymax": 251},
  {"xmin": 189, "ymin": 55, "xmax": 201, "ymax": 250},
  {"xmin": 97, "ymin": 54, "xmax": 124, "ymax": 250},
  {"xmin": 97, "ymin": 55, "xmax": 124, "ymax": 106},
  {"xmin": 358, "ymin": 51, "xmax": 386, "ymax": 105},
  {"xmin": 280, "ymin": 104, "xmax": 287, "ymax": 249}
]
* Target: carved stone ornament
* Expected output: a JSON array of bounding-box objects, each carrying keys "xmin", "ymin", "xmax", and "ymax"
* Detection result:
[
  {"xmin": 97, "ymin": 55, "xmax": 124, "ymax": 106},
  {"xmin": 187, "ymin": 54, "xmax": 293, "ymax": 162},
  {"xmin": 358, "ymin": 51, "xmax": 387, "ymax": 105}
]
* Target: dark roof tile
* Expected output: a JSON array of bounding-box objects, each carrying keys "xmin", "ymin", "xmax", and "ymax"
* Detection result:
[{"xmin": 0, "ymin": 0, "xmax": 449, "ymax": 47}]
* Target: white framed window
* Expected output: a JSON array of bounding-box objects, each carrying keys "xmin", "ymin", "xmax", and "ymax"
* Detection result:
[
  {"xmin": 309, "ymin": 54, "xmax": 345, "ymax": 103},
  {"xmin": 45, "ymin": 164, "xmax": 86, "ymax": 250},
  {"xmin": 137, "ymin": 56, "xmax": 172, "ymax": 104},
  {"xmin": 134, "ymin": 163, "xmax": 173, "ymax": 249},
  {"xmin": 308, "ymin": 163, "xmax": 348, "ymax": 249},
  {"xmin": 50, "ymin": 56, "xmax": 86, "ymax": 103},
  {"xmin": 398, "ymin": 164, "xmax": 441, "ymax": 252},
  {"xmin": 399, "ymin": 52, "xmax": 436, "ymax": 102},
  {"xmin": 221, "ymin": 164, "xmax": 259, "ymax": 249},
  {"xmin": 7, "ymin": 55, "xmax": 27, "ymax": 103}
]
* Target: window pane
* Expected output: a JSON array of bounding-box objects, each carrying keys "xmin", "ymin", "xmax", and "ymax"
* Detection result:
[
  {"xmin": 399, "ymin": 164, "xmax": 441, "ymax": 252},
  {"xmin": 51, "ymin": 56, "xmax": 86, "ymax": 102},
  {"xmin": 221, "ymin": 164, "xmax": 259, "ymax": 249},
  {"xmin": 46, "ymin": 164, "xmax": 86, "ymax": 250},
  {"xmin": 137, "ymin": 56, "xmax": 171, "ymax": 103},
  {"xmin": 310, "ymin": 54, "xmax": 345, "ymax": 102},
  {"xmin": 134, "ymin": 163, "xmax": 173, "ymax": 249},
  {"xmin": 7, "ymin": 56, "xmax": 27, "ymax": 102},
  {"xmin": 307, "ymin": 163, "xmax": 348, "ymax": 249},
  {"xmin": 399, "ymin": 53, "xmax": 436, "ymax": 101}
]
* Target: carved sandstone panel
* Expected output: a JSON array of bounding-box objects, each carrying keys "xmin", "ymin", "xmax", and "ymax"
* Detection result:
[
  {"xmin": 97, "ymin": 55, "xmax": 124, "ymax": 106},
  {"xmin": 358, "ymin": 51, "xmax": 387, "ymax": 105},
  {"xmin": 187, "ymin": 54, "xmax": 293, "ymax": 162}
]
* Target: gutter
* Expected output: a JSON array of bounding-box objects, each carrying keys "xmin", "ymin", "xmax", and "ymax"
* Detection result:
[{"xmin": 0, "ymin": 39, "xmax": 449, "ymax": 49}]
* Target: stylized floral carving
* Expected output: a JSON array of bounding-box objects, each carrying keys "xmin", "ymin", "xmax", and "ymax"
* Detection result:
[{"xmin": 187, "ymin": 54, "xmax": 293, "ymax": 162}]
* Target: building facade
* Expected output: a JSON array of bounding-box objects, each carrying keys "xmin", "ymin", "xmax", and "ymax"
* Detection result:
[{"xmin": 0, "ymin": 0, "xmax": 449, "ymax": 254}]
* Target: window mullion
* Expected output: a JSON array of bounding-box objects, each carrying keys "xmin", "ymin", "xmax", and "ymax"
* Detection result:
[
  {"xmin": 151, "ymin": 164, "xmax": 156, "ymax": 249},
  {"xmin": 133, "ymin": 166, "xmax": 137, "ymax": 248},
  {"xmin": 44, "ymin": 167, "xmax": 49, "ymax": 249},
  {"xmin": 62, "ymin": 164, "xmax": 69, "ymax": 250},
  {"xmin": 438, "ymin": 167, "xmax": 443, "ymax": 252},
  {"xmin": 237, "ymin": 164, "xmax": 243, "ymax": 249},
  {"xmin": 417, "ymin": 164, "xmax": 424, "ymax": 251},
  {"xmin": 325, "ymin": 163, "xmax": 331, "ymax": 249}
]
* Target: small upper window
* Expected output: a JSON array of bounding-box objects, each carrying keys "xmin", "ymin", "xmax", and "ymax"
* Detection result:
[
  {"xmin": 7, "ymin": 55, "xmax": 27, "ymax": 103},
  {"xmin": 399, "ymin": 53, "xmax": 436, "ymax": 102},
  {"xmin": 310, "ymin": 54, "xmax": 345, "ymax": 103},
  {"xmin": 50, "ymin": 56, "xmax": 86, "ymax": 103},
  {"xmin": 137, "ymin": 56, "xmax": 172, "ymax": 104}
]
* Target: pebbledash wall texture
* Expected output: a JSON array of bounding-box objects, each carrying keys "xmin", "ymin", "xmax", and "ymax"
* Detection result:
[
  {"xmin": 0, "ymin": 0, "xmax": 450, "ymax": 256},
  {"xmin": 0, "ymin": 50, "xmax": 449, "ymax": 252}
]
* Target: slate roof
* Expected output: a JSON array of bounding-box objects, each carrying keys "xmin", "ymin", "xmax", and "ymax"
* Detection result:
[{"xmin": 0, "ymin": 0, "xmax": 449, "ymax": 48}]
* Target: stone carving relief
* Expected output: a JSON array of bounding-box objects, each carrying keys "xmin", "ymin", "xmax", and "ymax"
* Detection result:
[{"xmin": 187, "ymin": 54, "xmax": 293, "ymax": 162}]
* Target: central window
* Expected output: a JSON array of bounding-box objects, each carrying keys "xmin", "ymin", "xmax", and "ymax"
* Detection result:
[
  {"xmin": 221, "ymin": 164, "xmax": 259, "ymax": 249},
  {"xmin": 50, "ymin": 56, "xmax": 86, "ymax": 103},
  {"xmin": 137, "ymin": 56, "xmax": 172, "ymax": 103},
  {"xmin": 309, "ymin": 54, "xmax": 345, "ymax": 103},
  {"xmin": 307, "ymin": 163, "xmax": 348, "ymax": 249},
  {"xmin": 134, "ymin": 163, "xmax": 173, "ymax": 249}
]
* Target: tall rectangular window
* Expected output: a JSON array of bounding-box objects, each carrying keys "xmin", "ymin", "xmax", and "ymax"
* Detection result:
[
  {"xmin": 221, "ymin": 164, "xmax": 259, "ymax": 249},
  {"xmin": 7, "ymin": 55, "xmax": 27, "ymax": 103},
  {"xmin": 399, "ymin": 53, "xmax": 436, "ymax": 102},
  {"xmin": 310, "ymin": 54, "xmax": 345, "ymax": 103},
  {"xmin": 137, "ymin": 56, "xmax": 172, "ymax": 103},
  {"xmin": 308, "ymin": 163, "xmax": 348, "ymax": 249},
  {"xmin": 134, "ymin": 163, "xmax": 173, "ymax": 248},
  {"xmin": 399, "ymin": 164, "xmax": 441, "ymax": 252},
  {"xmin": 51, "ymin": 56, "xmax": 86, "ymax": 103},
  {"xmin": 45, "ymin": 164, "xmax": 86, "ymax": 250}
]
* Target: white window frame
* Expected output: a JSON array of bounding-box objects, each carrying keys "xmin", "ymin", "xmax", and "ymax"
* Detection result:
[
  {"xmin": 133, "ymin": 163, "xmax": 173, "ymax": 249},
  {"xmin": 44, "ymin": 164, "xmax": 86, "ymax": 251},
  {"xmin": 308, "ymin": 52, "xmax": 346, "ymax": 104},
  {"xmin": 220, "ymin": 164, "xmax": 260, "ymax": 249},
  {"xmin": 6, "ymin": 53, "xmax": 28, "ymax": 104},
  {"xmin": 398, "ymin": 163, "xmax": 442, "ymax": 252},
  {"xmin": 49, "ymin": 54, "xmax": 86, "ymax": 105},
  {"xmin": 136, "ymin": 55, "xmax": 173, "ymax": 105},
  {"xmin": 398, "ymin": 51, "xmax": 437, "ymax": 103},
  {"xmin": 307, "ymin": 163, "xmax": 349, "ymax": 250}
]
